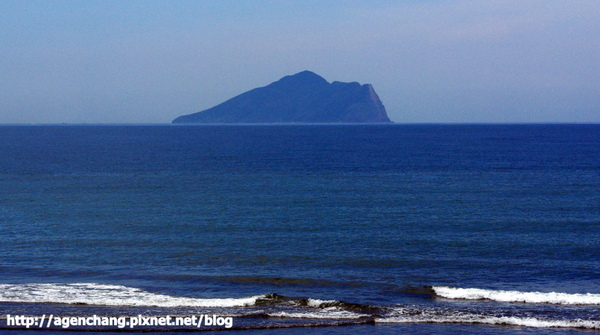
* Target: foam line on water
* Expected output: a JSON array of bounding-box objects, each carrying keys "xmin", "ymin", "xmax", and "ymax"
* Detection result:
[
  {"xmin": 378, "ymin": 310, "xmax": 600, "ymax": 330},
  {"xmin": 269, "ymin": 310, "xmax": 364, "ymax": 320},
  {"xmin": 0, "ymin": 283, "xmax": 264, "ymax": 307},
  {"xmin": 432, "ymin": 286, "xmax": 600, "ymax": 305}
]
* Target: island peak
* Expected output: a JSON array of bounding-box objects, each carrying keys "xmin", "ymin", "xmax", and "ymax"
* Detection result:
[{"xmin": 172, "ymin": 71, "xmax": 391, "ymax": 124}]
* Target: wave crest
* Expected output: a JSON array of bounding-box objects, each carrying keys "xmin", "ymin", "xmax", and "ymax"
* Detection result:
[
  {"xmin": 0, "ymin": 283, "xmax": 264, "ymax": 307},
  {"xmin": 432, "ymin": 286, "xmax": 600, "ymax": 305}
]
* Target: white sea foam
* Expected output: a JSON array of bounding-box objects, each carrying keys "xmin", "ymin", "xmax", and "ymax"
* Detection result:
[
  {"xmin": 269, "ymin": 310, "xmax": 363, "ymax": 320},
  {"xmin": 0, "ymin": 283, "xmax": 264, "ymax": 307},
  {"xmin": 305, "ymin": 298, "xmax": 337, "ymax": 307},
  {"xmin": 378, "ymin": 311, "xmax": 600, "ymax": 330},
  {"xmin": 432, "ymin": 286, "xmax": 600, "ymax": 305}
]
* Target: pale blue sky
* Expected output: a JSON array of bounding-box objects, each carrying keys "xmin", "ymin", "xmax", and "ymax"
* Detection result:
[{"xmin": 1, "ymin": 0, "xmax": 598, "ymax": 123}]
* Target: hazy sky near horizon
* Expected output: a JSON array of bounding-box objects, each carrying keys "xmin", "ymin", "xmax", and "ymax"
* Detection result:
[{"xmin": 1, "ymin": 0, "xmax": 598, "ymax": 123}]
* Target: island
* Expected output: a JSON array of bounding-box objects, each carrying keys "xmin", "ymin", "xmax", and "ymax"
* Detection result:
[{"xmin": 172, "ymin": 71, "xmax": 392, "ymax": 123}]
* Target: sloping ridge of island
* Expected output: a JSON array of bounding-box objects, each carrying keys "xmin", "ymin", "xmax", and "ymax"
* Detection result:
[{"xmin": 172, "ymin": 71, "xmax": 392, "ymax": 124}]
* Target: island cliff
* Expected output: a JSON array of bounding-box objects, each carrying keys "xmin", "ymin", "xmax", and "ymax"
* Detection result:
[{"xmin": 172, "ymin": 71, "xmax": 391, "ymax": 123}]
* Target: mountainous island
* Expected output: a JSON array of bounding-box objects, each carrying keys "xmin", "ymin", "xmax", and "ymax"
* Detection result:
[{"xmin": 172, "ymin": 71, "xmax": 391, "ymax": 123}]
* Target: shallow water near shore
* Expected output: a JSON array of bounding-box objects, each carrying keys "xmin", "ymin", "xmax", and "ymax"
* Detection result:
[{"xmin": 1, "ymin": 124, "xmax": 599, "ymax": 333}]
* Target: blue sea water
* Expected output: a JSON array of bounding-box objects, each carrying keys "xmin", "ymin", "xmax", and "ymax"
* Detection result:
[{"xmin": 0, "ymin": 124, "xmax": 599, "ymax": 334}]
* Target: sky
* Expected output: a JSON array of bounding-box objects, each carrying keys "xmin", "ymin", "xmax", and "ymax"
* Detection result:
[{"xmin": 0, "ymin": 0, "xmax": 598, "ymax": 124}]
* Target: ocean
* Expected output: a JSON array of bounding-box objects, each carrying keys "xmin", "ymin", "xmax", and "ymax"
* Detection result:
[{"xmin": 0, "ymin": 124, "xmax": 599, "ymax": 334}]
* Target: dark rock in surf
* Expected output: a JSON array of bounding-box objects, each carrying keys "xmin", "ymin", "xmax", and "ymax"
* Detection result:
[{"xmin": 172, "ymin": 71, "xmax": 392, "ymax": 123}]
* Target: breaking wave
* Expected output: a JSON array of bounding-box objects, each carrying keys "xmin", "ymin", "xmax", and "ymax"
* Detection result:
[
  {"xmin": 379, "ymin": 308, "xmax": 600, "ymax": 330},
  {"xmin": 1, "ymin": 283, "xmax": 599, "ymax": 330},
  {"xmin": 432, "ymin": 286, "xmax": 600, "ymax": 305},
  {"xmin": 0, "ymin": 283, "xmax": 373, "ymax": 315},
  {"xmin": 0, "ymin": 283, "xmax": 263, "ymax": 307}
]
